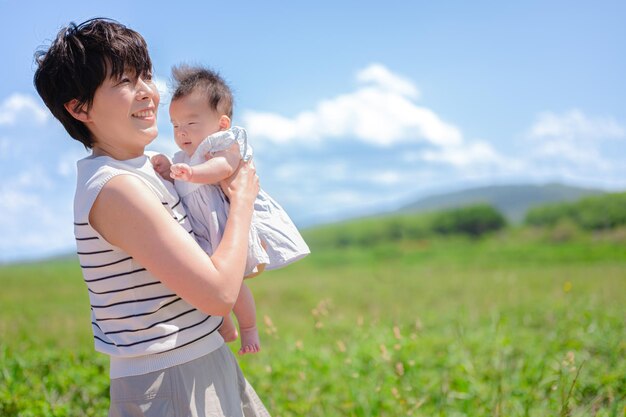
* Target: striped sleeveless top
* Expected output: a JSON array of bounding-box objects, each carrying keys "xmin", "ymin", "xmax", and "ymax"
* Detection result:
[{"xmin": 74, "ymin": 153, "xmax": 224, "ymax": 378}]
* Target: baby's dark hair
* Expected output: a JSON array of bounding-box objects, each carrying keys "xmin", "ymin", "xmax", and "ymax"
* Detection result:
[
  {"xmin": 33, "ymin": 18, "xmax": 153, "ymax": 149},
  {"xmin": 171, "ymin": 65, "xmax": 233, "ymax": 118}
]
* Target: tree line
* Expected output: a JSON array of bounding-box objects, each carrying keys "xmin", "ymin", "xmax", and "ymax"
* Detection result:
[{"xmin": 304, "ymin": 192, "xmax": 626, "ymax": 248}]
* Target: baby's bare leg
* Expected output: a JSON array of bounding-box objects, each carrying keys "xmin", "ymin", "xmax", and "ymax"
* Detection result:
[
  {"xmin": 218, "ymin": 314, "xmax": 238, "ymax": 343},
  {"xmin": 233, "ymin": 283, "xmax": 260, "ymax": 355}
]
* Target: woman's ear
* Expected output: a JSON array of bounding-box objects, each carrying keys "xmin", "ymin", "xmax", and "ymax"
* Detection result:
[
  {"xmin": 219, "ymin": 115, "xmax": 231, "ymax": 130},
  {"xmin": 64, "ymin": 99, "xmax": 91, "ymax": 122}
]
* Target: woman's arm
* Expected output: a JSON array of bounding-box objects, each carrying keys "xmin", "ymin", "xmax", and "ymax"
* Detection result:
[
  {"xmin": 89, "ymin": 160, "xmax": 258, "ymax": 317},
  {"xmin": 171, "ymin": 142, "xmax": 241, "ymax": 184}
]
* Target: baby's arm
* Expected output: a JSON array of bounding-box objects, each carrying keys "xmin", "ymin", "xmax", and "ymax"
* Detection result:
[
  {"xmin": 171, "ymin": 142, "xmax": 241, "ymax": 184},
  {"xmin": 151, "ymin": 154, "xmax": 174, "ymax": 183}
]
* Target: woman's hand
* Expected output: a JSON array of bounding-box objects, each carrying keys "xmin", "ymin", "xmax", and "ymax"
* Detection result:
[{"xmin": 220, "ymin": 159, "xmax": 259, "ymax": 207}]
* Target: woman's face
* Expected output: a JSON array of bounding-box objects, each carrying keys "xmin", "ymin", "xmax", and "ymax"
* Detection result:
[{"xmin": 86, "ymin": 71, "xmax": 160, "ymax": 157}]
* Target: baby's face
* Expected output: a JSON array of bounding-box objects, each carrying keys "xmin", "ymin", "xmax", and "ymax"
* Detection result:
[{"xmin": 169, "ymin": 89, "xmax": 223, "ymax": 156}]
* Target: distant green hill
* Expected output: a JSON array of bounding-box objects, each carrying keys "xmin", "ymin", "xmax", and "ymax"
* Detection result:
[{"xmin": 399, "ymin": 183, "xmax": 606, "ymax": 223}]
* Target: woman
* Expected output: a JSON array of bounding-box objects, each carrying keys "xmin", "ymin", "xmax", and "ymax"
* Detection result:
[{"xmin": 34, "ymin": 18, "xmax": 270, "ymax": 416}]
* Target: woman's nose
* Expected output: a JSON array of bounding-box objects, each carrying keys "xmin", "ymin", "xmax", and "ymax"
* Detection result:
[{"xmin": 136, "ymin": 77, "xmax": 156, "ymax": 100}]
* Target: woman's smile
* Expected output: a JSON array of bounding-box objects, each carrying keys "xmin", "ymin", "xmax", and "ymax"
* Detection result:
[{"xmin": 131, "ymin": 107, "xmax": 156, "ymax": 121}]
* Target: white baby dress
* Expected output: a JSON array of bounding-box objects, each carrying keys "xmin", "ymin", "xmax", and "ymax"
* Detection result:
[{"xmin": 172, "ymin": 126, "xmax": 310, "ymax": 276}]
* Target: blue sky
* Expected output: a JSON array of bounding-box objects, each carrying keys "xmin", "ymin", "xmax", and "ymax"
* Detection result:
[{"xmin": 1, "ymin": 1, "xmax": 625, "ymax": 262}]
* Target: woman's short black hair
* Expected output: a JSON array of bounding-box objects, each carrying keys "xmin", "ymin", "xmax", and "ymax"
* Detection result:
[{"xmin": 34, "ymin": 18, "xmax": 153, "ymax": 149}]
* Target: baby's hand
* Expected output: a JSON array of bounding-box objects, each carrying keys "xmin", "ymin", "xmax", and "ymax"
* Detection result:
[
  {"xmin": 151, "ymin": 154, "xmax": 173, "ymax": 182},
  {"xmin": 170, "ymin": 163, "xmax": 193, "ymax": 182}
]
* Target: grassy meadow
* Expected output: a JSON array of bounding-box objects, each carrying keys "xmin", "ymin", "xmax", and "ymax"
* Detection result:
[{"xmin": 1, "ymin": 224, "xmax": 625, "ymax": 416}]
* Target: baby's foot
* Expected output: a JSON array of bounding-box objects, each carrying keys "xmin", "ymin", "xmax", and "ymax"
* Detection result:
[{"xmin": 238, "ymin": 326, "xmax": 261, "ymax": 355}]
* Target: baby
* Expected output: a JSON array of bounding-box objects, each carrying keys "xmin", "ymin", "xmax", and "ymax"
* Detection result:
[{"xmin": 152, "ymin": 65, "xmax": 309, "ymax": 354}]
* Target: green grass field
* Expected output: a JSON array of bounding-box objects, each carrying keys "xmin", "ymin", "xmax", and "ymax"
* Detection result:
[{"xmin": 1, "ymin": 227, "xmax": 625, "ymax": 416}]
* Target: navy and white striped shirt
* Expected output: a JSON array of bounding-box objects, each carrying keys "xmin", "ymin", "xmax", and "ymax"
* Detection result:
[{"xmin": 74, "ymin": 152, "xmax": 224, "ymax": 378}]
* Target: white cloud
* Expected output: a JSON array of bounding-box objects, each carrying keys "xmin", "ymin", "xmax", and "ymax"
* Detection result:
[
  {"xmin": 241, "ymin": 67, "xmax": 626, "ymax": 194},
  {"xmin": 150, "ymin": 74, "xmax": 180, "ymax": 158},
  {"xmin": 529, "ymin": 109, "xmax": 624, "ymax": 141},
  {"xmin": 534, "ymin": 140, "xmax": 609, "ymax": 170},
  {"xmin": 356, "ymin": 63, "xmax": 420, "ymax": 98},
  {"xmin": 265, "ymin": 159, "xmax": 351, "ymax": 185},
  {"xmin": 420, "ymin": 140, "xmax": 513, "ymax": 169},
  {"xmin": 57, "ymin": 149, "xmax": 89, "ymax": 177},
  {"xmin": 0, "ymin": 170, "xmax": 75, "ymax": 262},
  {"xmin": 322, "ymin": 190, "xmax": 370, "ymax": 207},
  {"xmin": 366, "ymin": 170, "xmax": 402, "ymax": 186},
  {"xmin": 0, "ymin": 93, "xmax": 49, "ymax": 126},
  {"xmin": 0, "ymin": 137, "xmax": 9, "ymax": 157},
  {"xmin": 242, "ymin": 63, "xmax": 517, "ymax": 185},
  {"xmin": 242, "ymin": 66, "xmax": 624, "ymax": 196},
  {"xmin": 15, "ymin": 167, "xmax": 55, "ymax": 189},
  {"xmin": 154, "ymin": 75, "xmax": 171, "ymax": 106},
  {"xmin": 273, "ymin": 162, "xmax": 308, "ymax": 181},
  {"xmin": 0, "ymin": 188, "xmax": 40, "ymax": 211},
  {"xmin": 241, "ymin": 63, "xmax": 526, "ymax": 206},
  {"xmin": 243, "ymin": 63, "xmax": 462, "ymax": 147},
  {"xmin": 148, "ymin": 132, "xmax": 180, "ymax": 157},
  {"xmin": 526, "ymin": 109, "xmax": 624, "ymax": 169}
]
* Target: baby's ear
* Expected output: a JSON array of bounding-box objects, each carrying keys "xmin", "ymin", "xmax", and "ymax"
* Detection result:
[
  {"xmin": 219, "ymin": 115, "xmax": 231, "ymax": 130},
  {"xmin": 64, "ymin": 99, "xmax": 91, "ymax": 122}
]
